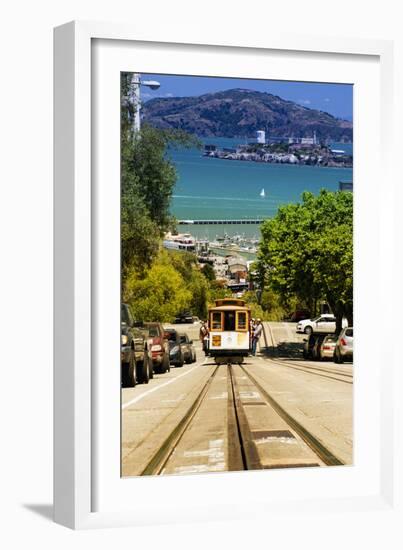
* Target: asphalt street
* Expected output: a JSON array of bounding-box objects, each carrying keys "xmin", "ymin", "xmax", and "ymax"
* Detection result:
[{"xmin": 121, "ymin": 322, "xmax": 353, "ymax": 476}]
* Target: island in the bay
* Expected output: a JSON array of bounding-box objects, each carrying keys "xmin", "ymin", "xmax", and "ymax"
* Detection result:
[{"xmin": 142, "ymin": 87, "xmax": 353, "ymax": 142}]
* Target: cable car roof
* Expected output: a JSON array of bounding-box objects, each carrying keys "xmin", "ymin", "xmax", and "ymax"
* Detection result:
[{"xmin": 209, "ymin": 305, "xmax": 250, "ymax": 311}]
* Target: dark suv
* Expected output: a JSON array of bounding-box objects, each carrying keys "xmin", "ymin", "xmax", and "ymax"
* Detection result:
[
  {"xmin": 121, "ymin": 304, "xmax": 153, "ymax": 387},
  {"xmin": 174, "ymin": 311, "xmax": 194, "ymax": 324}
]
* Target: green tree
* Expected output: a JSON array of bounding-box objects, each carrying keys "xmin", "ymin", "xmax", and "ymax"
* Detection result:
[
  {"xmin": 123, "ymin": 257, "xmax": 191, "ymax": 322},
  {"xmin": 168, "ymin": 250, "xmax": 209, "ymax": 319},
  {"xmin": 188, "ymin": 270, "xmax": 209, "ymax": 320},
  {"xmin": 256, "ymin": 190, "xmax": 353, "ymax": 334},
  {"xmin": 120, "ymin": 72, "xmax": 200, "ymax": 287},
  {"xmin": 207, "ymin": 280, "xmax": 232, "ymax": 303},
  {"xmin": 201, "ymin": 263, "xmax": 216, "ymax": 282}
]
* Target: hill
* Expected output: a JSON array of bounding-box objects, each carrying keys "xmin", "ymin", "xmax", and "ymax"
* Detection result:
[{"xmin": 142, "ymin": 88, "xmax": 352, "ymax": 142}]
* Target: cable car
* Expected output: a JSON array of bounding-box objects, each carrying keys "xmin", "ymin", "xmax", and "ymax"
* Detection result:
[{"xmin": 207, "ymin": 298, "xmax": 251, "ymax": 364}]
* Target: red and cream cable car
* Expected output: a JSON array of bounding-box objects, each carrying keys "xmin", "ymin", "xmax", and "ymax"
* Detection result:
[{"xmin": 207, "ymin": 298, "xmax": 251, "ymax": 365}]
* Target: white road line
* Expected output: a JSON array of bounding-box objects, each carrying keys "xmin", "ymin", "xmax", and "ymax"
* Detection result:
[
  {"xmin": 122, "ymin": 360, "xmax": 207, "ymax": 410},
  {"xmin": 209, "ymin": 392, "xmax": 228, "ymax": 400},
  {"xmin": 239, "ymin": 390, "xmax": 261, "ymax": 400},
  {"xmin": 255, "ymin": 436, "xmax": 298, "ymax": 446},
  {"xmin": 176, "ymin": 439, "xmax": 225, "ymax": 474}
]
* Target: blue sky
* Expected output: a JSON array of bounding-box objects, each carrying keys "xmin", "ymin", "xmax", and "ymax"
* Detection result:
[{"xmin": 139, "ymin": 74, "xmax": 353, "ymax": 121}]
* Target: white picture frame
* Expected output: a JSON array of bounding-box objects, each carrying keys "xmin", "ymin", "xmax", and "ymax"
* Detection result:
[{"xmin": 54, "ymin": 21, "xmax": 398, "ymax": 531}]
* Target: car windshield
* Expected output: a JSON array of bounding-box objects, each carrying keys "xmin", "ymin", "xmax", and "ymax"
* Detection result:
[
  {"xmin": 146, "ymin": 325, "xmax": 159, "ymax": 337},
  {"xmin": 166, "ymin": 331, "xmax": 177, "ymax": 341}
]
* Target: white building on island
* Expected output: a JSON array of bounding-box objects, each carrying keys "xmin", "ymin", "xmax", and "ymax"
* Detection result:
[{"xmin": 256, "ymin": 130, "xmax": 266, "ymax": 144}]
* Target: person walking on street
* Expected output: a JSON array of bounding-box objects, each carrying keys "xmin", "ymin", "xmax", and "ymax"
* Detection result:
[{"xmin": 252, "ymin": 319, "xmax": 263, "ymax": 356}]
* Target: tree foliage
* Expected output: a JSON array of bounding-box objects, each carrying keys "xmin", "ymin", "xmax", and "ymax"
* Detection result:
[
  {"xmin": 256, "ymin": 190, "xmax": 353, "ymax": 332},
  {"xmin": 120, "ymin": 73, "xmax": 201, "ymax": 287},
  {"xmin": 123, "ymin": 250, "xmax": 212, "ymax": 322},
  {"xmin": 123, "ymin": 252, "xmax": 191, "ymax": 322},
  {"xmin": 201, "ymin": 263, "xmax": 216, "ymax": 282}
]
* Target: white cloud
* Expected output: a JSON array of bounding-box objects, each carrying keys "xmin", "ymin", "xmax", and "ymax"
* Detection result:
[
  {"xmin": 323, "ymin": 98, "xmax": 331, "ymax": 102},
  {"xmin": 297, "ymin": 99, "xmax": 311, "ymax": 105}
]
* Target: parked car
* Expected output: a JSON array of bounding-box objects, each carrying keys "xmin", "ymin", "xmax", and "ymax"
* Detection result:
[
  {"xmin": 302, "ymin": 333, "xmax": 317, "ymax": 359},
  {"xmin": 164, "ymin": 328, "xmax": 185, "ymax": 367},
  {"xmin": 311, "ymin": 334, "xmax": 327, "ymax": 360},
  {"xmin": 296, "ymin": 314, "xmax": 347, "ymax": 335},
  {"xmin": 303, "ymin": 333, "xmax": 335, "ymax": 361},
  {"xmin": 334, "ymin": 327, "xmax": 353, "ymax": 363},
  {"xmin": 179, "ymin": 333, "xmax": 197, "ymax": 364},
  {"xmin": 290, "ymin": 309, "xmax": 311, "ymax": 323},
  {"xmin": 121, "ymin": 304, "xmax": 153, "ymax": 387},
  {"xmin": 317, "ymin": 334, "xmax": 338, "ymax": 361},
  {"xmin": 143, "ymin": 322, "xmax": 170, "ymax": 373}
]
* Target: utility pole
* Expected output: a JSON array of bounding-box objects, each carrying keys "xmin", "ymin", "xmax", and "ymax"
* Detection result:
[{"xmin": 130, "ymin": 73, "xmax": 161, "ymax": 133}]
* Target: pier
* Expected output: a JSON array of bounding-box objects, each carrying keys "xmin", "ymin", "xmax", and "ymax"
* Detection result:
[{"xmin": 178, "ymin": 219, "xmax": 263, "ymax": 225}]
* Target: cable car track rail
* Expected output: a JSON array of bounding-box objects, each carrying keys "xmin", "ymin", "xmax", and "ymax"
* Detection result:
[
  {"xmin": 238, "ymin": 365, "xmax": 345, "ymax": 467},
  {"xmin": 265, "ymin": 358, "xmax": 353, "ymax": 384},
  {"xmin": 139, "ymin": 361, "xmax": 344, "ymax": 476},
  {"xmin": 140, "ymin": 366, "xmax": 219, "ymax": 475}
]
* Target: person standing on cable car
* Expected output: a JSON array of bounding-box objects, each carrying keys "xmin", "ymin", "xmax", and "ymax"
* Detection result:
[{"xmin": 200, "ymin": 320, "xmax": 209, "ymax": 356}]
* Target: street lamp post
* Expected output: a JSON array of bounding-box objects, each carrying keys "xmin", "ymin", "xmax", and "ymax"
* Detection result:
[{"xmin": 130, "ymin": 73, "xmax": 161, "ymax": 133}]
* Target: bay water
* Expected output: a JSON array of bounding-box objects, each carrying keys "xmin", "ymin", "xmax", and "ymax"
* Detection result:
[{"xmin": 169, "ymin": 138, "xmax": 353, "ymax": 241}]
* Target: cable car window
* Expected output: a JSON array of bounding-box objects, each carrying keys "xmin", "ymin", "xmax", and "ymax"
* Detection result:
[
  {"xmin": 236, "ymin": 311, "xmax": 247, "ymax": 331},
  {"xmin": 211, "ymin": 312, "xmax": 222, "ymax": 330},
  {"xmin": 224, "ymin": 311, "xmax": 236, "ymax": 331}
]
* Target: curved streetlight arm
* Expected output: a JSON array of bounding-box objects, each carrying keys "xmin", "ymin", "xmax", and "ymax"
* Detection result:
[{"xmin": 130, "ymin": 74, "xmax": 161, "ymax": 132}]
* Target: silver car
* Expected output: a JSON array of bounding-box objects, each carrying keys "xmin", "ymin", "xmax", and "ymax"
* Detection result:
[
  {"xmin": 317, "ymin": 334, "xmax": 338, "ymax": 361},
  {"xmin": 179, "ymin": 333, "xmax": 197, "ymax": 364},
  {"xmin": 334, "ymin": 327, "xmax": 353, "ymax": 363}
]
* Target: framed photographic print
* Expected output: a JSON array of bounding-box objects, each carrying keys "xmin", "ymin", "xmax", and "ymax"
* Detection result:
[{"xmin": 54, "ymin": 21, "xmax": 397, "ymax": 530}]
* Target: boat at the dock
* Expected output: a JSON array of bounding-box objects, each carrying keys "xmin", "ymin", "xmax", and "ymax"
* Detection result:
[{"xmin": 163, "ymin": 233, "xmax": 196, "ymax": 252}]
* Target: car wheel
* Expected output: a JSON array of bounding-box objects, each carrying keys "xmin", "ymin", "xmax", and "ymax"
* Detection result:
[
  {"xmin": 304, "ymin": 326, "xmax": 313, "ymax": 335},
  {"xmin": 162, "ymin": 353, "xmax": 170, "ymax": 373},
  {"xmin": 123, "ymin": 353, "xmax": 136, "ymax": 387},
  {"xmin": 137, "ymin": 355, "xmax": 150, "ymax": 384},
  {"xmin": 148, "ymin": 354, "xmax": 154, "ymax": 379}
]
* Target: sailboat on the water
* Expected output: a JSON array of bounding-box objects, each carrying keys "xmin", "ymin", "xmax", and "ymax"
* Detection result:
[{"xmin": 260, "ymin": 188, "xmax": 266, "ymax": 198}]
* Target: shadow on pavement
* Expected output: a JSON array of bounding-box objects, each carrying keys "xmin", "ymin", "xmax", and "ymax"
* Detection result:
[
  {"xmin": 261, "ymin": 341, "xmax": 304, "ymax": 360},
  {"xmin": 23, "ymin": 503, "xmax": 53, "ymax": 522}
]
